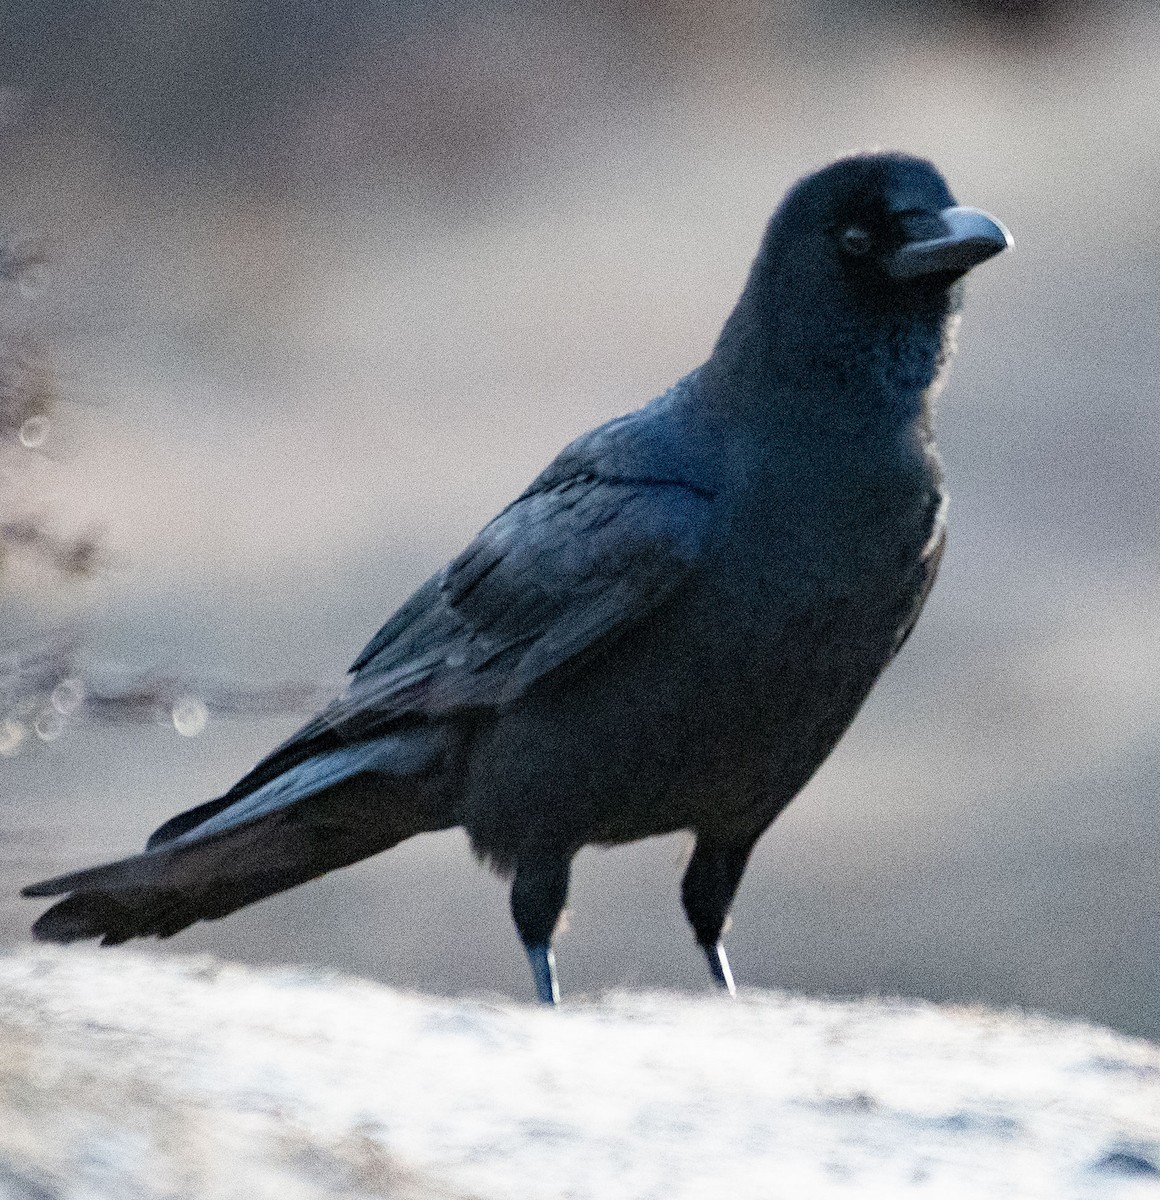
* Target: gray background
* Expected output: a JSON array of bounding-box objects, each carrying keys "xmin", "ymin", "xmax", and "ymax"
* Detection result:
[{"xmin": 2, "ymin": 0, "xmax": 1158, "ymax": 1037}]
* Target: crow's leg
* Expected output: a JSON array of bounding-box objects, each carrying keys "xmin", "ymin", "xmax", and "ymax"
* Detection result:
[
  {"xmin": 511, "ymin": 856, "xmax": 572, "ymax": 1005},
  {"xmin": 681, "ymin": 838, "xmax": 754, "ymax": 996}
]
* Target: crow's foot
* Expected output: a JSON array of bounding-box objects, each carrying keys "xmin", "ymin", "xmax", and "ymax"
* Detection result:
[
  {"xmin": 704, "ymin": 941, "xmax": 736, "ymax": 996},
  {"xmin": 526, "ymin": 942, "xmax": 559, "ymax": 1004}
]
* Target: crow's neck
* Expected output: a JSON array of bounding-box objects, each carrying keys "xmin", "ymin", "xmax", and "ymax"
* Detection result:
[{"xmin": 697, "ymin": 266, "xmax": 957, "ymax": 447}]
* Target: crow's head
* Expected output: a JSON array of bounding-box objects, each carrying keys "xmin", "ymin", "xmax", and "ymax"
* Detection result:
[
  {"xmin": 713, "ymin": 153, "xmax": 1011, "ymax": 407},
  {"xmin": 780, "ymin": 152, "xmax": 1011, "ymax": 302}
]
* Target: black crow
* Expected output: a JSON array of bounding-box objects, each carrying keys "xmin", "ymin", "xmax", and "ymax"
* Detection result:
[{"xmin": 23, "ymin": 153, "xmax": 1010, "ymax": 1003}]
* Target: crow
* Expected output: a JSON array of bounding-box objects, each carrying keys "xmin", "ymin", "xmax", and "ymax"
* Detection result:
[{"xmin": 24, "ymin": 153, "xmax": 1010, "ymax": 1003}]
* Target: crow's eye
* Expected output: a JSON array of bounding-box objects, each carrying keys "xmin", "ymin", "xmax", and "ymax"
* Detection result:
[{"xmin": 839, "ymin": 226, "xmax": 873, "ymax": 256}]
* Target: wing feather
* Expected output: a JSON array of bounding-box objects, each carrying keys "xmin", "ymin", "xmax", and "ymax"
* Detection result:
[
  {"xmin": 339, "ymin": 474, "xmax": 712, "ymax": 724},
  {"xmin": 198, "ymin": 469, "xmax": 712, "ymax": 815}
]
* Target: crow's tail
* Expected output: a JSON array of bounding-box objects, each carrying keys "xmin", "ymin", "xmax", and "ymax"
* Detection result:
[{"xmin": 23, "ymin": 729, "xmax": 454, "ymax": 945}]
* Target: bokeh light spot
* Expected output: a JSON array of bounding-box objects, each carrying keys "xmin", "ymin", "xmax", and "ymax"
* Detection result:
[
  {"xmin": 50, "ymin": 679, "xmax": 84, "ymax": 715},
  {"xmin": 18, "ymin": 415, "xmax": 49, "ymax": 449},
  {"xmin": 34, "ymin": 709, "xmax": 63, "ymax": 742},
  {"xmin": 172, "ymin": 696, "xmax": 208, "ymax": 737},
  {"xmin": 0, "ymin": 719, "xmax": 27, "ymax": 757}
]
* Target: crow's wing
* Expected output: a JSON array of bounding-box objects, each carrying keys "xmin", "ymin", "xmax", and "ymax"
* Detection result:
[
  {"xmin": 154, "ymin": 466, "xmax": 714, "ymax": 831},
  {"xmin": 346, "ymin": 468, "xmax": 714, "ymax": 723}
]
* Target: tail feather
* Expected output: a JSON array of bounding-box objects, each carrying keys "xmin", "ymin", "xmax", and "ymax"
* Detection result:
[
  {"xmin": 23, "ymin": 867, "xmax": 124, "ymax": 899},
  {"xmin": 146, "ymin": 732, "xmax": 442, "ymax": 850},
  {"xmin": 23, "ymin": 728, "xmax": 456, "ymax": 945},
  {"xmin": 145, "ymin": 794, "xmax": 242, "ymax": 850},
  {"xmin": 30, "ymin": 892, "xmax": 139, "ymax": 944}
]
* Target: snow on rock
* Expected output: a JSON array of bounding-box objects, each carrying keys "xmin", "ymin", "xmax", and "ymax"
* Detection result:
[{"xmin": 1, "ymin": 949, "xmax": 1160, "ymax": 1199}]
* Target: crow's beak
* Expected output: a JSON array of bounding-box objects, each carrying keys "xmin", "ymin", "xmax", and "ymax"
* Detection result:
[{"xmin": 885, "ymin": 206, "xmax": 1012, "ymax": 281}]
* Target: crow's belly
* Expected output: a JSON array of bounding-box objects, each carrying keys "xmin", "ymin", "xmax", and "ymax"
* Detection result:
[{"xmin": 459, "ymin": 572, "xmax": 915, "ymax": 868}]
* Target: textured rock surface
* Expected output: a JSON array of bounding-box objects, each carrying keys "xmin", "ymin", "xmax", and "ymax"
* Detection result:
[{"xmin": 1, "ymin": 948, "xmax": 1159, "ymax": 1199}]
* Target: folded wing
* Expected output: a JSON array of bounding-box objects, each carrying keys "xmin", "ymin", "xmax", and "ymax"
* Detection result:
[{"xmin": 149, "ymin": 465, "xmax": 714, "ymax": 847}]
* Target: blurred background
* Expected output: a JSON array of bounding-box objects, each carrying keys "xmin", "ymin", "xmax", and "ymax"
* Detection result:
[{"xmin": 1, "ymin": 0, "xmax": 1158, "ymax": 1037}]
